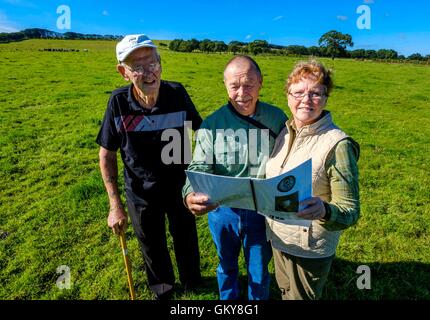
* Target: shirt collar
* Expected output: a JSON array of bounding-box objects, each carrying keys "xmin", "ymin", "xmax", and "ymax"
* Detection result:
[
  {"xmin": 252, "ymin": 100, "xmax": 261, "ymax": 118},
  {"xmin": 287, "ymin": 110, "xmax": 332, "ymax": 136},
  {"xmin": 127, "ymin": 83, "xmax": 162, "ymax": 113}
]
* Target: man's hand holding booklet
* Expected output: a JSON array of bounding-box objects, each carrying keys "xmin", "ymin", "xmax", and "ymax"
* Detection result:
[{"xmin": 186, "ymin": 159, "xmax": 312, "ymax": 221}]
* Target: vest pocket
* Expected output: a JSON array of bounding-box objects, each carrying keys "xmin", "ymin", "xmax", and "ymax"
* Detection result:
[{"xmin": 272, "ymin": 222, "xmax": 310, "ymax": 249}]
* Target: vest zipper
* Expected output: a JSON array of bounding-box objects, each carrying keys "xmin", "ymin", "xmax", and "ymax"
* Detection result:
[{"xmin": 280, "ymin": 127, "xmax": 303, "ymax": 173}]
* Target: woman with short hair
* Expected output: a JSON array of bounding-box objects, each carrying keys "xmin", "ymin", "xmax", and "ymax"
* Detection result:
[{"xmin": 265, "ymin": 59, "xmax": 360, "ymax": 300}]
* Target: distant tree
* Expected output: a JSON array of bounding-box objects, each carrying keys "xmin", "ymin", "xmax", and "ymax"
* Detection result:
[
  {"xmin": 270, "ymin": 48, "xmax": 283, "ymax": 55},
  {"xmin": 308, "ymin": 46, "xmax": 321, "ymax": 56},
  {"xmin": 178, "ymin": 40, "xmax": 193, "ymax": 52},
  {"xmin": 252, "ymin": 40, "xmax": 269, "ymax": 48},
  {"xmin": 169, "ymin": 39, "xmax": 182, "ymax": 51},
  {"xmin": 408, "ymin": 53, "xmax": 424, "ymax": 61},
  {"xmin": 247, "ymin": 40, "xmax": 269, "ymax": 55},
  {"xmin": 376, "ymin": 49, "xmax": 398, "ymax": 59},
  {"xmin": 350, "ymin": 49, "xmax": 366, "ymax": 59},
  {"xmin": 365, "ymin": 49, "xmax": 377, "ymax": 59},
  {"xmin": 228, "ymin": 41, "xmax": 243, "ymax": 54},
  {"xmin": 199, "ymin": 39, "xmax": 212, "ymax": 53},
  {"xmin": 206, "ymin": 41, "xmax": 216, "ymax": 52},
  {"xmin": 168, "ymin": 39, "xmax": 200, "ymax": 52},
  {"xmin": 376, "ymin": 49, "xmax": 386, "ymax": 59},
  {"xmin": 248, "ymin": 43, "xmax": 262, "ymax": 55},
  {"xmin": 213, "ymin": 41, "xmax": 227, "ymax": 52},
  {"xmin": 0, "ymin": 32, "xmax": 26, "ymax": 42},
  {"xmin": 318, "ymin": 30, "xmax": 353, "ymax": 60},
  {"xmin": 240, "ymin": 45, "xmax": 249, "ymax": 54},
  {"xmin": 189, "ymin": 38, "xmax": 200, "ymax": 51},
  {"xmin": 317, "ymin": 46, "xmax": 328, "ymax": 57},
  {"xmin": 285, "ymin": 45, "xmax": 308, "ymax": 56},
  {"xmin": 0, "ymin": 28, "xmax": 120, "ymax": 43},
  {"xmin": 387, "ymin": 49, "xmax": 398, "ymax": 59}
]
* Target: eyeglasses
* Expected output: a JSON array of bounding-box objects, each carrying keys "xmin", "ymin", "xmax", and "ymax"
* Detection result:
[
  {"xmin": 122, "ymin": 62, "xmax": 160, "ymax": 75},
  {"xmin": 289, "ymin": 91, "xmax": 326, "ymax": 102}
]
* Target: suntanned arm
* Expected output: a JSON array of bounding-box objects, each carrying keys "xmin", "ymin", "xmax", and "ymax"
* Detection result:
[{"xmin": 99, "ymin": 146, "xmax": 128, "ymax": 235}]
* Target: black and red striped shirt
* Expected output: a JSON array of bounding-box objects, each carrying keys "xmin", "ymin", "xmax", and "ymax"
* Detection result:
[{"xmin": 96, "ymin": 80, "xmax": 202, "ymax": 202}]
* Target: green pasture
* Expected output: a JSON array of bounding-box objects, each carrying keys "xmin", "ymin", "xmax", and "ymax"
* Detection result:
[{"xmin": 0, "ymin": 39, "xmax": 429, "ymax": 300}]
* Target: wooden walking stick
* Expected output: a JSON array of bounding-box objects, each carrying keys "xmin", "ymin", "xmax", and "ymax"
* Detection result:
[{"xmin": 119, "ymin": 231, "xmax": 136, "ymax": 300}]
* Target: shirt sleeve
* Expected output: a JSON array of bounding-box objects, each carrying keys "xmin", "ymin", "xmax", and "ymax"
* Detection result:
[
  {"xmin": 182, "ymin": 122, "xmax": 215, "ymax": 198},
  {"xmin": 95, "ymin": 97, "xmax": 120, "ymax": 151},
  {"xmin": 319, "ymin": 138, "xmax": 360, "ymax": 231}
]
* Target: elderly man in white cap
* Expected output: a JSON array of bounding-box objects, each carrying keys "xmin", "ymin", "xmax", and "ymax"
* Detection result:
[{"xmin": 96, "ymin": 34, "xmax": 203, "ymax": 299}]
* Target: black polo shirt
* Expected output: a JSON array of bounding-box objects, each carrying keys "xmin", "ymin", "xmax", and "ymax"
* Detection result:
[{"xmin": 96, "ymin": 80, "xmax": 202, "ymax": 203}]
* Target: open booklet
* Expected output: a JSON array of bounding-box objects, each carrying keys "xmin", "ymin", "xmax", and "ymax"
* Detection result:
[{"xmin": 185, "ymin": 159, "xmax": 312, "ymax": 220}]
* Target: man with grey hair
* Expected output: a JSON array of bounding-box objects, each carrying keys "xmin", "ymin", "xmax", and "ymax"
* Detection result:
[
  {"xmin": 183, "ymin": 55, "xmax": 288, "ymax": 300},
  {"xmin": 96, "ymin": 34, "xmax": 203, "ymax": 299}
]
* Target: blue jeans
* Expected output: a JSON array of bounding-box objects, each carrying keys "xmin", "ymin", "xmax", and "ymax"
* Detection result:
[{"xmin": 208, "ymin": 207, "xmax": 272, "ymax": 300}]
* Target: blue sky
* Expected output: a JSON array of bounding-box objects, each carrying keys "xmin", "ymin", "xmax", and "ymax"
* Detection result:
[{"xmin": 1, "ymin": 0, "xmax": 429, "ymax": 56}]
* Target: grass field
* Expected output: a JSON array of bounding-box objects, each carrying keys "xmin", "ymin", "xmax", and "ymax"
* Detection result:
[{"xmin": 0, "ymin": 39, "xmax": 429, "ymax": 300}]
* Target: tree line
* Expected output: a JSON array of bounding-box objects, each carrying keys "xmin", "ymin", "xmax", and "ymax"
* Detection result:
[
  {"xmin": 169, "ymin": 30, "xmax": 430, "ymax": 62},
  {"xmin": 1, "ymin": 28, "xmax": 428, "ymax": 62},
  {"xmin": 0, "ymin": 28, "xmax": 121, "ymax": 43}
]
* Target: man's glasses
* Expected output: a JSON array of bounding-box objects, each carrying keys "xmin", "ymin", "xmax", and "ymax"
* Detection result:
[
  {"xmin": 289, "ymin": 91, "xmax": 326, "ymax": 102},
  {"xmin": 123, "ymin": 62, "xmax": 160, "ymax": 75}
]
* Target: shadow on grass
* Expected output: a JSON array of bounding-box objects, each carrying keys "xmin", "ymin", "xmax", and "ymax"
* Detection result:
[
  {"xmin": 172, "ymin": 274, "xmax": 296, "ymax": 300},
  {"xmin": 324, "ymin": 259, "xmax": 430, "ymax": 300},
  {"xmin": 172, "ymin": 259, "xmax": 430, "ymax": 300}
]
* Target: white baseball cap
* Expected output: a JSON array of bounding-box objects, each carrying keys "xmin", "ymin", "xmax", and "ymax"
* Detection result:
[{"xmin": 116, "ymin": 34, "xmax": 157, "ymax": 62}]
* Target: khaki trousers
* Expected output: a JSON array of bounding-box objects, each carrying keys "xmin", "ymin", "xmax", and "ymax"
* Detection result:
[{"xmin": 273, "ymin": 248, "xmax": 334, "ymax": 300}]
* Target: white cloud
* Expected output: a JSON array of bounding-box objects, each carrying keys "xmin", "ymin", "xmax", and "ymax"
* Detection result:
[
  {"xmin": 337, "ymin": 15, "xmax": 348, "ymax": 21},
  {"xmin": 245, "ymin": 34, "xmax": 252, "ymax": 40},
  {"xmin": 0, "ymin": 23, "xmax": 18, "ymax": 32},
  {"xmin": 273, "ymin": 15, "xmax": 284, "ymax": 21},
  {"xmin": 0, "ymin": 12, "xmax": 19, "ymax": 32},
  {"xmin": 4, "ymin": 0, "xmax": 36, "ymax": 8},
  {"xmin": 102, "ymin": 10, "xmax": 109, "ymax": 16}
]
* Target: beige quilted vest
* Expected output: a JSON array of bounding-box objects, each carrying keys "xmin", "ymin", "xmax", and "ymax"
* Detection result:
[{"xmin": 265, "ymin": 112, "xmax": 348, "ymax": 258}]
